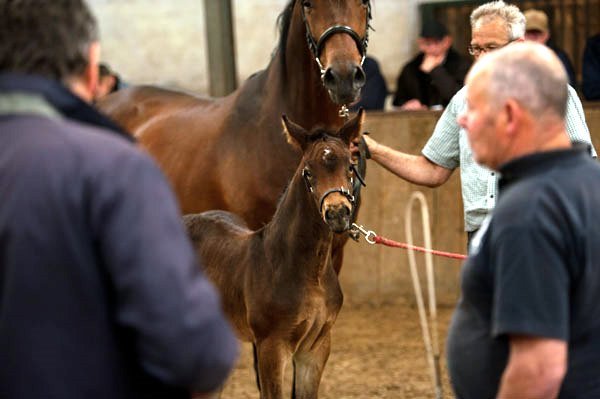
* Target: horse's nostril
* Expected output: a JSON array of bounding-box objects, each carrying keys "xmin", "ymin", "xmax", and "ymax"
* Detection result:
[
  {"xmin": 325, "ymin": 209, "xmax": 336, "ymax": 220},
  {"xmin": 341, "ymin": 206, "xmax": 351, "ymax": 217},
  {"xmin": 353, "ymin": 66, "xmax": 366, "ymax": 89},
  {"xmin": 325, "ymin": 206, "xmax": 351, "ymax": 220},
  {"xmin": 323, "ymin": 68, "xmax": 337, "ymax": 89}
]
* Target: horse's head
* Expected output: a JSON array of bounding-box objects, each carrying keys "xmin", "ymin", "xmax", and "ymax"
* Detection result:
[
  {"xmin": 299, "ymin": 0, "xmax": 372, "ymax": 105},
  {"xmin": 282, "ymin": 109, "xmax": 365, "ymax": 233}
]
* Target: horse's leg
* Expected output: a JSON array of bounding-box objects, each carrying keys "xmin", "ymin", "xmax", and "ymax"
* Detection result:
[
  {"xmin": 253, "ymin": 343, "xmax": 261, "ymax": 392},
  {"xmin": 292, "ymin": 332, "xmax": 332, "ymax": 399},
  {"xmin": 256, "ymin": 338, "xmax": 289, "ymax": 399}
]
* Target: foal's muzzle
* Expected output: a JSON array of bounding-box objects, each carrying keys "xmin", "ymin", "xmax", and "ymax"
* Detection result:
[{"xmin": 320, "ymin": 188, "xmax": 355, "ymax": 233}]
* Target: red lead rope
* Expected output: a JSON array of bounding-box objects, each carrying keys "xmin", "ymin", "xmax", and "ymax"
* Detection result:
[{"xmin": 373, "ymin": 235, "xmax": 468, "ymax": 260}]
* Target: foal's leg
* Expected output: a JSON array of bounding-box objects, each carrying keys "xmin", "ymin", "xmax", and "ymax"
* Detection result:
[
  {"xmin": 256, "ymin": 338, "xmax": 289, "ymax": 399},
  {"xmin": 253, "ymin": 343, "xmax": 261, "ymax": 392},
  {"xmin": 292, "ymin": 332, "xmax": 332, "ymax": 399}
]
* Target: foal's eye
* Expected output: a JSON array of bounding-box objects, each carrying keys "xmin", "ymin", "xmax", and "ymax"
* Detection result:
[
  {"xmin": 361, "ymin": 0, "xmax": 369, "ymax": 6},
  {"xmin": 302, "ymin": 1, "xmax": 313, "ymax": 9}
]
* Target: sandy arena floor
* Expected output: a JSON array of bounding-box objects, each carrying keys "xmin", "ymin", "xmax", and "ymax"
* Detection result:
[{"xmin": 217, "ymin": 301, "xmax": 456, "ymax": 399}]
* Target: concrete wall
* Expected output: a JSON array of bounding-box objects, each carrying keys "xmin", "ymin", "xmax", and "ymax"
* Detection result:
[{"xmin": 88, "ymin": 0, "xmax": 431, "ymax": 94}]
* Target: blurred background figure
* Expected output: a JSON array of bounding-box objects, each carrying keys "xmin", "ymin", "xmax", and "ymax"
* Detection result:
[
  {"xmin": 350, "ymin": 55, "xmax": 388, "ymax": 111},
  {"xmin": 392, "ymin": 19, "xmax": 471, "ymax": 111},
  {"xmin": 95, "ymin": 62, "xmax": 128, "ymax": 100},
  {"xmin": 582, "ymin": 33, "xmax": 600, "ymax": 101},
  {"xmin": 524, "ymin": 8, "xmax": 577, "ymax": 88}
]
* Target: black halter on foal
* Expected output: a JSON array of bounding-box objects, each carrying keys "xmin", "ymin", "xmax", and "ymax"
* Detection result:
[
  {"xmin": 302, "ymin": 167, "xmax": 355, "ymax": 223},
  {"xmin": 300, "ymin": 1, "xmax": 372, "ymax": 76}
]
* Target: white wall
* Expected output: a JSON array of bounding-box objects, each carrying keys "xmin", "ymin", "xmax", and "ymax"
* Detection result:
[{"xmin": 89, "ymin": 0, "xmax": 442, "ymax": 94}]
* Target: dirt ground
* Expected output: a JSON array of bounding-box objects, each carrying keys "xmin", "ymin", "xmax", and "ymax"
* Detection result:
[{"xmin": 219, "ymin": 301, "xmax": 456, "ymax": 399}]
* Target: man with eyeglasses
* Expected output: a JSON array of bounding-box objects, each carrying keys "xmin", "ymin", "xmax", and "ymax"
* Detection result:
[{"xmin": 353, "ymin": 0, "xmax": 594, "ymax": 246}]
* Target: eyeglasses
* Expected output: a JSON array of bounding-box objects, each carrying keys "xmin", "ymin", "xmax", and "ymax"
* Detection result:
[{"xmin": 467, "ymin": 40, "xmax": 514, "ymax": 56}]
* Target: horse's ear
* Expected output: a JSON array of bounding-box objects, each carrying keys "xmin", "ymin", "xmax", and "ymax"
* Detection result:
[
  {"xmin": 281, "ymin": 114, "xmax": 308, "ymax": 150},
  {"xmin": 338, "ymin": 108, "xmax": 365, "ymax": 145}
]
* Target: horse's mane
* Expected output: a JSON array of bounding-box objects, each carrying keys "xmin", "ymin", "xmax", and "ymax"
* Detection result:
[{"xmin": 276, "ymin": 0, "xmax": 296, "ymax": 68}]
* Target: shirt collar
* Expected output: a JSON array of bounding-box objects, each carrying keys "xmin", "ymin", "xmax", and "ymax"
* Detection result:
[
  {"xmin": 0, "ymin": 73, "xmax": 133, "ymax": 142},
  {"xmin": 498, "ymin": 143, "xmax": 591, "ymax": 190}
]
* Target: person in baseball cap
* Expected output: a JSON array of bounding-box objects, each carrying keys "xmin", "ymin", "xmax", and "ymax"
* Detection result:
[
  {"xmin": 392, "ymin": 19, "xmax": 471, "ymax": 110},
  {"xmin": 524, "ymin": 8, "xmax": 577, "ymax": 86}
]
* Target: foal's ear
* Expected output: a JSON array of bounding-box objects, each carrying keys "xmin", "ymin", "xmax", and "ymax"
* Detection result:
[
  {"xmin": 282, "ymin": 114, "xmax": 308, "ymax": 150},
  {"xmin": 338, "ymin": 108, "xmax": 365, "ymax": 145}
]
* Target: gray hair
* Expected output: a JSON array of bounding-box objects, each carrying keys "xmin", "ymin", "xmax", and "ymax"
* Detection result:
[
  {"xmin": 471, "ymin": 42, "xmax": 568, "ymax": 119},
  {"xmin": 470, "ymin": 1, "xmax": 526, "ymax": 41}
]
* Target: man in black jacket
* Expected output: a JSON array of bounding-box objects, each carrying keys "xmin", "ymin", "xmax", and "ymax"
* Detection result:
[
  {"xmin": 392, "ymin": 20, "xmax": 471, "ymax": 110},
  {"xmin": 582, "ymin": 33, "xmax": 600, "ymax": 101},
  {"xmin": 523, "ymin": 8, "xmax": 577, "ymax": 88},
  {"xmin": 0, "ymin": 1, "xmax": 238, "ymax": 398},
  {"xmin": 450, "ymin": 41, "xmax": 600, "ymax": 399}
]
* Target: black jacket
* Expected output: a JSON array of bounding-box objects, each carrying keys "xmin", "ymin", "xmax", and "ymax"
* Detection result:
[
  {"xmin": 583, "ymin": 34, "xmax": 600, "ymax": 101},
  {"xmin": 392, "ymin": 47, "xmax": 471, "ymax": 108},
  {"xmin": 0, "ymin": 74, "xmax": 238, "ymax": 399}
]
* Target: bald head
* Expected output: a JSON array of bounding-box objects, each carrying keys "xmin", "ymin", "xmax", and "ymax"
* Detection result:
[{"xmin": 467, "ymin": 41, "xmax": 568, "ymax": 119}]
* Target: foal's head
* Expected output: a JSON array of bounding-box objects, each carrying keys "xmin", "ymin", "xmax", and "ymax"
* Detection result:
[{"xmin": 282, "ymin": 109, "xmax": 365, "ymax": 233}]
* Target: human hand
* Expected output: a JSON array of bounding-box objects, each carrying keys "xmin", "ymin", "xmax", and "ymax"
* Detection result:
[
  {"xmin": 351, "ymin": 134, "xmax": 377, "ymax": 157},
  {"xmin": 400, "ymin": 99, "xmax": 427, "ymax": 111},
  {"xmin": 420, "ymin": 53, "xmax": 445, "ymax": 73}
]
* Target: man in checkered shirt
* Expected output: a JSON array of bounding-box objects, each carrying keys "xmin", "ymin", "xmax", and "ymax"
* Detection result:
[{"xmin": 356, "ymin": 1, "xmax": 595, "ymax": 244}]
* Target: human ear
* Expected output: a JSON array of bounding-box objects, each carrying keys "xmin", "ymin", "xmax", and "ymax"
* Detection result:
[{"xmin": 83, "ymin": 42, "xmax": 101, "ymax": 101}]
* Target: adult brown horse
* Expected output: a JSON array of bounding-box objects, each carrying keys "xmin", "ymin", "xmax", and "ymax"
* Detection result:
[
  {"xmin": 98, "ymin": 0, "xmax": 372, "ymax": 274},
  {"xmin": 184, "ymin": 111, "xmax": 364, "ymax": 399}
]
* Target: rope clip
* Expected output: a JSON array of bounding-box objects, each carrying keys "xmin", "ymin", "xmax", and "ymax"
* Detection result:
[{"xmin": 351, "ymin": 222, "xmax": 376, "ymax": 244}]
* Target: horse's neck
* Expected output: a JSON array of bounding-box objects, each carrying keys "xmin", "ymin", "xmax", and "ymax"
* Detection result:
[
  {"xmin": 266, "ymin": 4, "xmax": 343, "ymax": 129},
  {"xmin": 263, "ymin": 173, "xmax": 334, "ymax": 277}
]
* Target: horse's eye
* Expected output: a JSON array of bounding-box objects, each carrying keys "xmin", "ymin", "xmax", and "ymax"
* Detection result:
[
  {"xmin": 361, "ymin": 0, "xmax": 369, "ymax": 6},
  {"xmin": 302, "ymin": 1, "xmax": 313, "ymax": 9},
  {"xmin": 303, "ymin": 168, "xmax": 313, "ymax": 179}
]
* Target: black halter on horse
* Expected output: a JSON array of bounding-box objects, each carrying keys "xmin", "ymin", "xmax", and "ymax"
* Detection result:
[{"xmin": 301, "ymin": 0, "xmax": 373, "ymax": 76}]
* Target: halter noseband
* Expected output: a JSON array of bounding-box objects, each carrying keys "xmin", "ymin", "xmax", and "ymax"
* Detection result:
[
  {"xmin": 301, "ymin": 1, "xmax": 372, "ymax": 76},
  {"xmin": 302, "ymin": 167, "xmax": 356, "ymax": 217}
]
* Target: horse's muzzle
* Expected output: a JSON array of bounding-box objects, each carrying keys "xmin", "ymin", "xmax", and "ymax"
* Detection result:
[
  {"xmin": 324, "ymin": 204, "xmax": 352, "ymax": 233},
  {"xmin": 323, "ymin": 63, "xmax": 366, "ymax": 105}
]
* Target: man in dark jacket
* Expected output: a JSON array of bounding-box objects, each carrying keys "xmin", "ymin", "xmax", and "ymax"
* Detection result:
[
  {"xmin": 582, "ymin": 33, "xmax": 600, "ymax": 101},
  {"xmin": 0, "ymin": 1, "xmax": 238, "ymax": 398},
  {"xmin": 392, "ymin": 20, "xmax": 471, "ymax": 110},
  {"xmin": 351, "ymin": 56, "xmax": 388, "ymax": 111},
  {"xmin": 450, "ymin": 41, "xmax": 600, "ymax": 399},
  {"xmin": 524, "ymin": 8, "xmax": 577, "ymax": 88}
]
